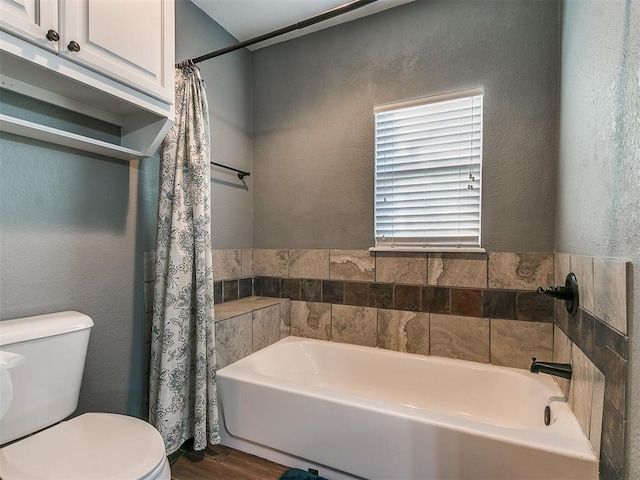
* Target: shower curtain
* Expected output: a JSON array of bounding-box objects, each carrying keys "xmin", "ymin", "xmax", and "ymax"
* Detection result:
[{"xmin": 149, "ymin": 65, "xmax": 219, "ymax": 455}]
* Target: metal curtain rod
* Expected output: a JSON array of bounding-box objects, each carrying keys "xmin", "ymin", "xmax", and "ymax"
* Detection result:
[
  {"xmin": 211, "ymin": 161, "xmax": 251, "ymax": 180},
  {"xmin": 177, "ymin": 0, "xmax": 379, "ymax": 66}
]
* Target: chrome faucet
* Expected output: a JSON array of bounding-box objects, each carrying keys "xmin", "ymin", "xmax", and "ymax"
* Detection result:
[{"xmin": 530, "ymin": 358, "xmax": 572, "ymax": 380}]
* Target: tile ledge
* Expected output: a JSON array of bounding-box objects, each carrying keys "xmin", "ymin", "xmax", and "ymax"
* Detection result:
[{"xmin": 215, "ymin": 296, "xmax": 289, "ymax": 322}]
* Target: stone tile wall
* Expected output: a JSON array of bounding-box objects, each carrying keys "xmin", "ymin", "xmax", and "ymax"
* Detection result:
[
  {"xmin": 214, "ymin": 296, "xmax": 291, "ymax": 369},
  {"xmin": 554, "ymin": 253, "xmax": 630, "ymax": 480},
  {"xmin": 249, "ymin": 249, "xmax": 556, "ymax": 370}
]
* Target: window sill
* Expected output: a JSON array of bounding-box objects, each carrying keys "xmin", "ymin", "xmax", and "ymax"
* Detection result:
[{"xmin": 369, "ymin": 246, "xmax": 486, "ymax": 254}]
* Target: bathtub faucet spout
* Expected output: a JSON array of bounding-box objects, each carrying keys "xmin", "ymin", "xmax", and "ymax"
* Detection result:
[{"xmin": 530, "ymin": 358, "xmax": 572, "ymax": 380}]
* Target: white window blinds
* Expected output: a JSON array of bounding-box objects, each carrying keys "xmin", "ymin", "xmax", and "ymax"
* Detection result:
[{"xmin": 374, "ymin": 88, "xmax": 483, "ymax": 249}]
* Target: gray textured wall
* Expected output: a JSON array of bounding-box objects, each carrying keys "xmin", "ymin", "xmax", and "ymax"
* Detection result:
[
  {"xmin": 0, "ymin": 0, "xmax": 252, "ymax": 418},
  {"xmin": 252, "ymin": 0, "xmax": 560, "ymax": 251},
  {"xmin": 556, "ymin": 0, "xmax": 640, "ymax": 476},
  {"xmin": 176, "ymin": 0, "xmax": 253, "ymax": 249},
  {"xmin": 0, "ymin": 134, "xmax": 149, "ymax": 417}
]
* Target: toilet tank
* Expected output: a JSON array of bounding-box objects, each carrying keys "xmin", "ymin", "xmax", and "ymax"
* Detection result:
[{"xmin": 0, "ymin": 311, "xmax": 93, "ymax": 445}]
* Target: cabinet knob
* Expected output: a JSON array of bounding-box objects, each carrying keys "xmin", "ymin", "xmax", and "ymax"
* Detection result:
[
  {"xmin": 45, "ymin": 29, "xmax": 60, "ymax": 42},
  {"xmin": 67, "ymin": 41, "xmax": 81, "ymax": 52}
]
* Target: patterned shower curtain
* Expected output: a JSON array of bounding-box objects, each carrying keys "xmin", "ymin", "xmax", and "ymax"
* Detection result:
[{"xmin": 149, "ymin": 65, "xmax": 220, "ymax": 455}]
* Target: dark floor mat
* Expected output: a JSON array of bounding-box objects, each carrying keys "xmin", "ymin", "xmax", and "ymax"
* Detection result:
[{"xmin": 279, "ymin": 467, "xmax": 329, "ymax": 480}]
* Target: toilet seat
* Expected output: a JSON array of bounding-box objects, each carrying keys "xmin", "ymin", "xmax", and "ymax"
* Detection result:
[{"xmin": 0, "ymin": 412, "xmax": 170, "ymax": 480}]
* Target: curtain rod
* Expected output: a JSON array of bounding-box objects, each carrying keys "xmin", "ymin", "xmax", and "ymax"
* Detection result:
[
  {"xmin": 177, "ymin": 0, "xmax": 380, "ymax": 67},
  {"xmin": 211, "ymin": 161, "xmax": 251, "ymax": 180}
]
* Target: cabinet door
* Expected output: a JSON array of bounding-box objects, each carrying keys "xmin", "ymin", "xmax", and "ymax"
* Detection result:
[
  {"xmin": 0, "ymin": 0, "xmax": 58, "ymax": 50},
  {"xmin": 60, "ymin": 0, "xmax": 173, "ymax": 103}
]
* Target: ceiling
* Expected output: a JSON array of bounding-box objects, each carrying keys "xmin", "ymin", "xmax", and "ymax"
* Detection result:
[{"xmin": 189, "ymin": 0, "xmax": 414, "ymax": 50}]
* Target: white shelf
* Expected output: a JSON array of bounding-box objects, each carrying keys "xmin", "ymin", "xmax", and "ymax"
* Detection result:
[{"xmin": 0, "ymin": 114, "xmax": 144, "ymax": 160}]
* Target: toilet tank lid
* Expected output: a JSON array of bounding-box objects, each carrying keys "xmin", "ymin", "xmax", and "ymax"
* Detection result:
[{"xmin": 0, "ymin": 311, "xmax": 94, "ymax": 346}]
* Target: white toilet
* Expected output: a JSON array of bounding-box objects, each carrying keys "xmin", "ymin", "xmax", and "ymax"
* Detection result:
[{"xmin": 0, "ymin": 311, "xmax": 171, "ymax": 480}]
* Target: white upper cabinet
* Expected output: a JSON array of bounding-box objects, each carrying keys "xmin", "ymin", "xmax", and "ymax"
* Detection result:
[
  {"xmin": 60, "ymin": 0, "xmax": 173, "ymax": 102},
  {"xmin": 0, "ymin": 0, "xmax": 59, "ymax": 51},
  {"xmin": 0, "ymin": 0, "xmax": 175, "ymax": 159}
]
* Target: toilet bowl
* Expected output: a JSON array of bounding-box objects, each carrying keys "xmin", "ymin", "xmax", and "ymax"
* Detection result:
[
  {"xmin": 0, "ymin": 312, "xmax": 171, "ymax": 480},
  {"xmin": 0, "ymin": 413, "xmax": 171, "ymax": 480}
]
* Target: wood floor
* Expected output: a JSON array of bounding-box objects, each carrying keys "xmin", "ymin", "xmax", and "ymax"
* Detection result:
[{"xmin": 170, "ymin": 444, "xmax": 289, "ymax": 480}]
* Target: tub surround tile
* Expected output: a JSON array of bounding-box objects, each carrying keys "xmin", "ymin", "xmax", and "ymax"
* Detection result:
[
  {"xmin": 241, "ymin": 249, "xmax": 253, "ymax": 277},
  {"xmin": 281, "ymin": 278, "xmax": 301, "ymax": 300},
  {"xmin": 253, "ymin": 249, "xmax": 289, "ymax": 277},
  {"xmin": 369, "ymin": 283, "xmax": 393, "ymax": 309},
  {"xmin": 291, "ymin": 301, "xmax": 331, "ymax": 340},
  {"xmin": 393, "ymin": 285, "xmax": 421, "ymax": 312},
  {"xmin": 421, "ymin": 286, "xmax": 450, "ymax": 314},
  {"xmin": 490, "ymin": 319, "xmax": 553, "ymax": 369},
  {"xmin": 451, "ymin": 288, "xmax": 482, "ymax": 317},
  {"xmin": 590, "ymin": 367, "xmax": 605, "ymax": 458},
  {"xmin": 570, "ymin": 255, "xmax": 595, "ymax": 314},
  {"xmin": 600, "ymin": 452, "xmax": 623, "ymax": 480},
  {"xmin": 240, "ymin": 296, "xmax": 290, "ymax": 310},
  {"xmin": 553, "ymin": 325, "xmax": 572, "ymax": 396},
  {"xmin": 594, "ymin": 342, "xmax": 627, "ymax": 418},
  {"xmin": 547, "ymin": 265, "xmax": 629, "ymax": 437},
  {"xmin": 301, "ymin": 279, "xmax": 322, "ymax": 302},
  {"xmin": 238, "ymin": 277, "xmax": 253, "ymax": 299},
  {"xmin": 378, "ymin": 310, "xmax": 429, "ymax": 355},
  {"xmin": 554, "ymin": 250, "xmax": 569, "ymax": 279},
  {"xmin": 428, "ymin": 253, "xmax": 487, "ymax": 288},
  {"xmin": 254, "ymin": 276, "xmax": 280, "ymax": 297},
  {"xmin": 569, "ymin": 346, "xmax": 596, "ymax": 440},
  {"xmin": 516, "ymin": 291, "xmax": 554, "ymax": 322},
  {"xmin": 569, "ymin": 310, "xmax": 595, "ymax": 359},
  {"xmin": 252, "ymin": 305, "xmax": 282, "ymax": 352},
  {"xmin": 488, "ymin": 252, "xmax": 553, "ymax": 290},
  {"xmin": 344, "ymin": 282, "xmax": 369, "ymax": 307},
  {"xmin": 289, "ymin": 249, "xmax": 329, "ymax": 279},
  {"xmin": 331, "ymin": 305, "xmax": 377, "ymax": 347},
  {"xmin": 223, "ymin": 279, "xmax": 239, "ymax": 303},
  {"xmin": 482, "ymin": 290, "xmax": 516, "ymax": 319},
  {"xmin": 329, "ymin": 250, "xmax": 375, "ymax": 281},
  {"xmin": 593, "ymin": 257, "xmax": 628, "ymax": 334},
  {"xmin": 594, "ymin": 317, "xmax": 627, "ymax": 360},
  {"xmin": 214, "ymin": 281, "xmax": 223, "ymax": 304},
  {"xmin": 213, "ymin": 249, "xmax": 242, "ymax": 281},
  {"xmin": 214, "ymin": 296, "xmax": 289, "ymax": 321},
  {"xmin": 280, "ymin": 301, "xmax": 291, "ymax": 339},
  {"xmin": 554, "ymin": 252, "xmax": 571, "ymax": 286},
  {"xmin": 376, "ymin": 253, "xmax": 427, "ymax": 285},
  {"xmin": 430, "ymin": 314, "xmax": 489, "ymax": 363},
  {"xmin": 601, "ymin": 399, "xmax": 625, "ymax": 477},
  {"xmin": 214, "ymin": 302, "xmax": 253, "ymax": 321},
  {"xmin": 322, "ymin": 280, "xmax": 344, "ymax": 304},
  {"xmin": 555, "ymin": 300, "xmax": 570, "ymax": 336},
  {"xmin": 215, "ymin": 313, "xmax": 252, "ymax": 369}
]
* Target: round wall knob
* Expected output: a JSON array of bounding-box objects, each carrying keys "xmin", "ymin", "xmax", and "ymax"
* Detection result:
[
  {"xmin": 45, "ymin": 29, "xmax": 59, "ymax": 41},
  {"xmin": 67, "ymin": 41, "xmax": 81, "ymax": 52}
]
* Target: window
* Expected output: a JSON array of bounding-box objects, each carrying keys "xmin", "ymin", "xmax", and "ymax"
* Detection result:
[{"xmin": 374, "ymin": 88, "xmax": 483, "ymax": 250}]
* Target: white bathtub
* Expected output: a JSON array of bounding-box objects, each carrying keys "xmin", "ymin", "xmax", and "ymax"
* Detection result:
[{"xmin": 218, "ymin": 337, "xmax": 598, "ymax": 480}]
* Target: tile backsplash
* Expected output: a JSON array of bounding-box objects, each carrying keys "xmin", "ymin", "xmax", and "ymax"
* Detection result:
[
  {"xmin": 144, "ymin": 247, "xmax": 631, "ymax": 480},
  {"xmin": 555, "ymin": 252, "xmax": 630, "ymax": 480},
  {"xmin": 247, "ymin": 249, "xmax": 556, "ymax": 369}
]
